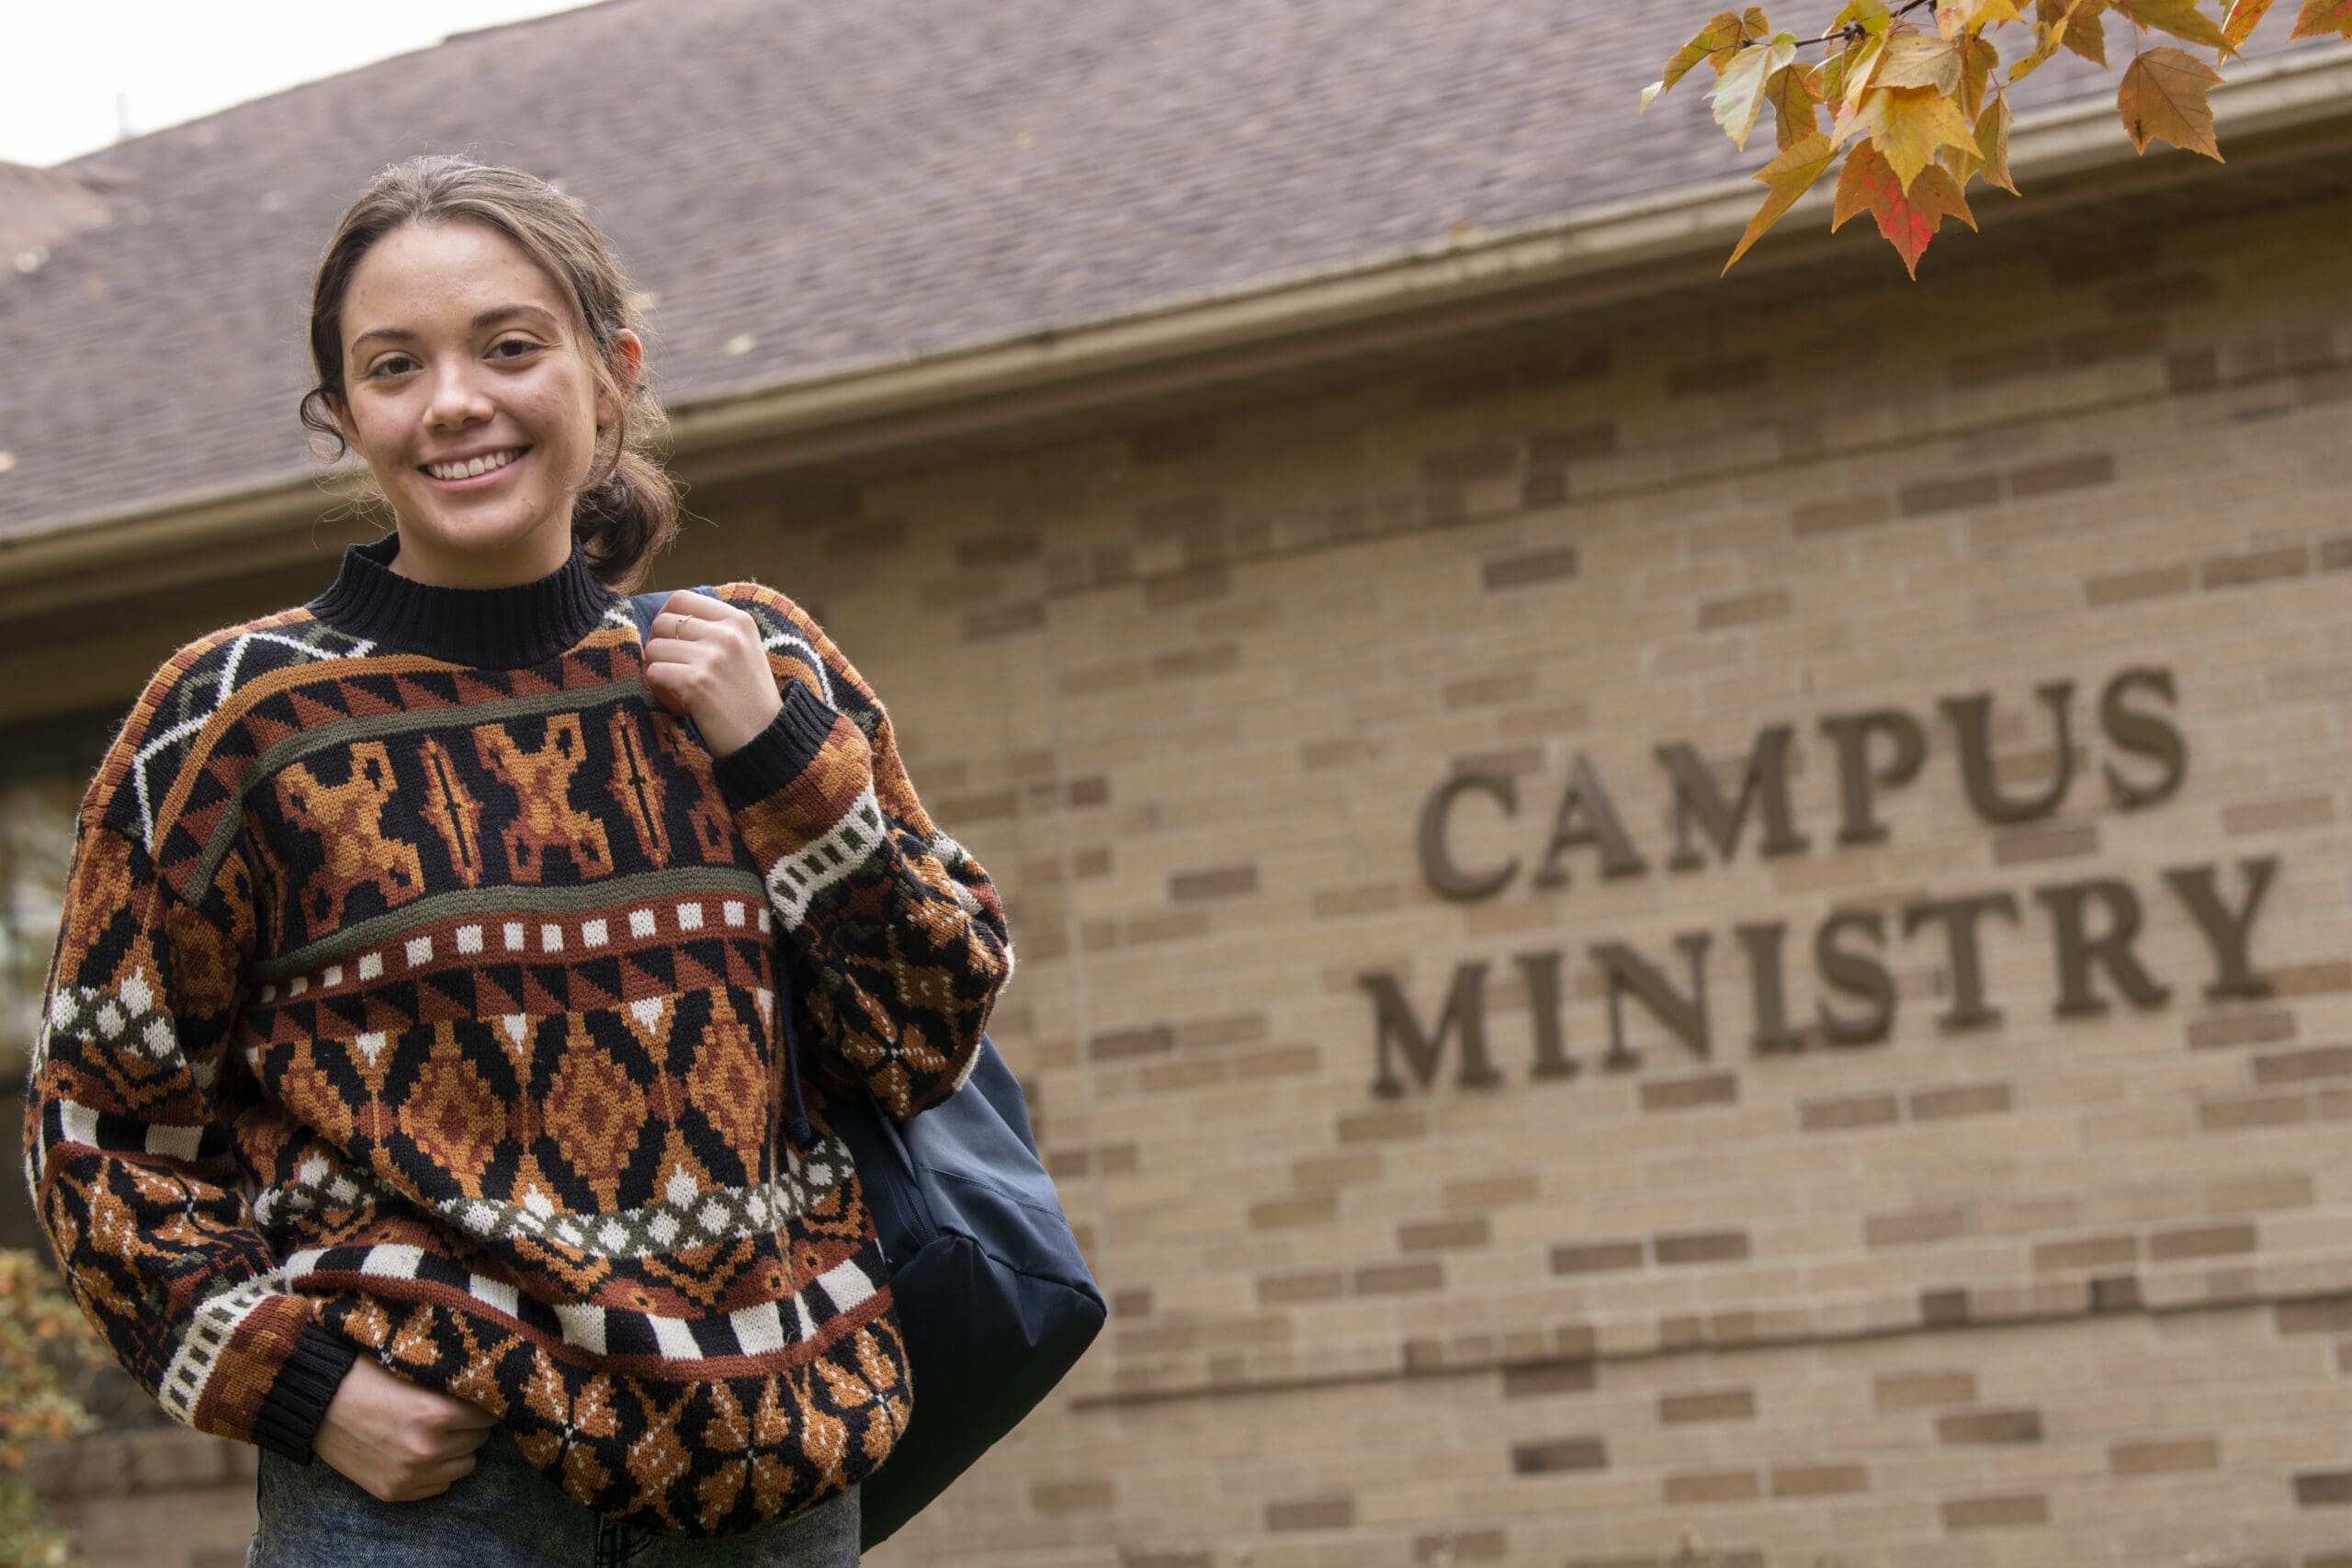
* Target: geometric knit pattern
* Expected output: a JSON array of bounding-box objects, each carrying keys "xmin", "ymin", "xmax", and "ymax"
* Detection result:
[{"xmin": 20, "ymin": 551, "xmax": 1014, "ymax": 1539}]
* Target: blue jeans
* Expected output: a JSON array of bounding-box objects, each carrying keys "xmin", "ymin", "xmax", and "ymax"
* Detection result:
[{"xmin": 246, "ymin": 1427, "xmax": 861, "ymax": 1566}]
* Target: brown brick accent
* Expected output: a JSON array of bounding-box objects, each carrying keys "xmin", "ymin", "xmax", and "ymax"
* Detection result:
[
  {"xmin": 1874, "ymin": 1370, "xmax": 1976, "ymax": 1410},
  {"xmin": 1950, "ymin": 340, "xmax": 2051, "ymax": 386},
  {"xmin": 2297, "ymin": 1472, "xmax": 2352, "ymax": 1506},
  {"xmin": 1992, "ymin": 823, "xmax": 2098, "ymax": 865},
  {"xmin": 2255, "ymin": 1045, "xmax": 2352, "ymax": 1086},
  {"xmin": 1413, "ymin": 1529, "xmax": 1507, "ymax": 1563},
  {"xmin": 1338, "ymin": 1108, "xmax": 1428, "ymax": 1143},
  {"xmin": 2085, "ymin": 564, "xmax": 2193, "ymax": 607},
  {"xmin": 1655, "ymin": 1230, "xmax": 1749, "ymax": 1266},
  {"xmin": 1552, "ymin": 1240, "xmax": 1645, "ymax": 1274},
  {"xmin": 2147, "ymin": 1224, "xmax": 2257, "ymax": 1262},
  {"xmin": 962, "ymin": 602, "xmax": 1046, "ymax": 640},
  {"xmin": 1528, "ymin": 423, "xmax": 1617, "ymax": 463},
  {"xmin": 1353, "ymin": 1260, "xmax": 1443, "ymax": 1294},
  {"xmin": 2111, "ymin": 1438, "xmax": 2222, "ymax": 1475},
  {"xmin": 1659, "ymin": 1388, "xmax": 1756, "ymax": 1423},
  {"xmin": 2007, "ymin": 453, "xmax": 2116, "ymax": 499},
  {"xmin": 2185, "ymin": 1010, "xmax": 2295, "ymax": 1050},
  {"xmin": 1941, "ymin": 1494, "xmax": 2050, "ymax": 1529},
  {"xmin": 1641, "ymin": 1072, "xmax": 1738, "ymax": 1111},
  {"xmin": 1938, "ymin": 1408, "xmax": 2043, "ymax": 1444},
  {"xmin": 1899, "ymin": 473, "xmax": 2000, "ymax": 516},
  {"xmin": 1695, "ymin": 589, "xmax": 1792, "ymax": 632},
  {"xmin": 1169, "ymin": 864, "xmax": 1258, "ymax": 902},
  {"xmin": 2091, "ymin": 1275, "xmax": 2143, "ymax": 1314},
  {"xmin": 1802, "ymin": 1093, "xmax": 1899, "ymax": 1131},
  {"xmin": 1031, "ymin": 1476, "xmax": 1115, "ymax": 1512},
  {"xmin": 1502, "ymin": 1362, "xmax": 1598, "ymax": 1399},
  {"xmin": 1397, "ymin": 1216, "xmax": 1491, "ymax": 1252},
  {"xmin": 1292, "ymin": 1151, "xmax": 1382, "ymax": 1190},
  {"xmin": 1247, "ymin": 1193, "xmax": 1337, "ymax": 1229},
  {"xmin": 1151, "ymin": 643, "xmax": 1240, "ymax": 681},
  {"xmin": 1909, "ymin": 1082, "xmax": 2012, "ymax": 1121},
  {"xmin": 1668, "ymin": 355, "xmax": 1768, "ymax": 396},
  {"xmin": 1090, "ymin": 1025, "xmax": 1174, "ymax": 1061},
  {"xmin": 1920, "ymin": 1289, "xmax": 1971, "ymax": 1326},
  {"xmin": 1792, "ymin": 492, "xmax": 1894, "ymax": 536},
  {"xmin": 955, "ymin": 529, "xmax": 1040, "ymax": 568},
  {"xmin": 1663, "ymin": 1469, "xmax": 1761, "ymax": 1505},
  {"xmin": 1255, "ymin": 1270, "xmax": 1345, "ymax": 1305},
  {"xmin": 2202, "ymin": 545, "xmax": 2310, "ymax": 590},
  {"xmin": 1771, "ymin": 1463, "xmax": 1866, "ymax": 1496},
  {"xmin": 2222, "ymin": 795, "xmax": 2335, "ymax": 833},
  {"xmin": 2199, "ymin": 1093, "xmax": 2310, "ymax": 1131},
  {"xmin": 1143, "ymin": 567, "xmax": 1232, "ymax": 608},
  {"xmin": 1129, "ymin": 418, "xmax": 1220, "ymax": 463},
  {"xmin": 2276, "ymin": 1298, "xmax": 2352, "ymax": 1335},
  {"xmin": 1510, "ymin": 1438, "xmax": 1608, "ymax": 1473},
  {"xmin": 1481, "ymin": 545, "xmax": 1581, "ymax": 591},
  {"xmin": 1265, "ymin": 1496, "xmax": 1355, "ymax": 1531}
]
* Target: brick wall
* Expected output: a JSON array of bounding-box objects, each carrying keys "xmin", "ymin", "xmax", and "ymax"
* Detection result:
[{"xmin": 31, "ymin": 191, "xmax": 2352, "ymax": 1566}]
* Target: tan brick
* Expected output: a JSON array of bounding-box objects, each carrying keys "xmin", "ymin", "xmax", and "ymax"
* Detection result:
[
  {"xmin": 2202, "ymin": 545, "xmax": 2311, "ymax": 590},
  {"xmin": 1695, "ymin": 589, "xmax": 1792, "ymax": 631},
  {"xmin": 1875, "ymin": 1371, "xmax": 1977, "ymax": 1411},
  {"xmin": 2085, "ymin": 563, "xmax": 2194, "ymax": 607},
  {"xmin": 2032, "ymin": 1234, "xmax": 2139, "ymax": 1271},
  {"xmin": 2008, "ymin": 453, "xmax": 2116, "ymax": 499},
  {"xmin": 2276, "ymin": 1298, "xmax": 2352, "ymax": 1335},
  {"xmin": 1510, "ymin": 1438, "xmax": 1607, "ymax": 1473},
  {"xmin": 1353, "ymin": 1260, "xmax": 1443, "ymax": 1294},
  {"xmin": 1792, "ymin": 492, "xmax": 1894, "ymax": 536},
  {"xmin": 1031, "ymin": 1476, "xmax": 1115, "ymax": 1512},
  {"xmin": 1909, "ymin": 1082, "xmax": 2013, "ymax": 1121},
  {"xmin": 2198, "ymin": 1093, "xmax": 2311, "ymax": 1131},
  {"xmin": 1248, "ymin": 1193, "xmax": 1337, "ymax": 1229},
  {"xmin": 1444, "ymin": 1171, "xmax": 1539, "ymax": 1209},
  {"xmin": 1265, "ymin": 1496, "xmax": 1354, "ymax": 1531},
  {"xmin": 1169, "ymin": 864, "xmax": 1258, "ymax": 902},
  {"xmin": 1551, "ymin": 1240, "xmax": 1645, "ymax": 1274},
  {"xmin": 1413, "ymin": 1529, "xmax": 1506, "ymax": 1563},
  {"xmin": 1482, "ymin": 546, "xmax": 1581, "ymax": 591},
  {"xmin": 1802, "ymin": 1093, "xmax": 1899, "ymax": 1131},
  {"xmin": 1992, "ymin": 823, "xmax": 2098, "ymax": 865},
  {"xmin": 1867, "ymin": 1207, "xmax": 1968, "ymax": 1247},
  {"xmin": 1502, "ymin": 1362, "xmax": 1597, "ymax": 1399},
  {"xmin": 2222, "ymin": 795, "xmax": 2335, "ymax": 833},
  {"xmin": 1255, "ymin": 1270, "xmax": 1345, "ymax": 1305}
]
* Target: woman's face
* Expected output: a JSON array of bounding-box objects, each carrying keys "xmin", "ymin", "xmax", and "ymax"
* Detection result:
[{"xmin": 326, "ymin": 218, "xmax": 639, "ymax": 586}]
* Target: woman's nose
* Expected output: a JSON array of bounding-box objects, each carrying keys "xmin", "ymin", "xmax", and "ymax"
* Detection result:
[{"xmin": 424, "ymin": 362, "xmax": 495, "ymax": 429}]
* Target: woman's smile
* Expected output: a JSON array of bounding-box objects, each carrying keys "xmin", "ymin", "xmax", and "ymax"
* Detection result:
[{"xmin": 419, "ymin": 445, "xmax": 532, "ymax": 488}]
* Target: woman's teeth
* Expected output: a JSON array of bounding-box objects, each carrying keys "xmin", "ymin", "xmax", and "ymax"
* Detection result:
[{"xmin": 425, "ymin": 447, "xmax": 524, "ymax": 480}]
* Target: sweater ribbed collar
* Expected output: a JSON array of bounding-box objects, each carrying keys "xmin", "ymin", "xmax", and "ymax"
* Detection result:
[{"xmin": 306, "ymin": 532, "xmax": 617, "ymax": 669}]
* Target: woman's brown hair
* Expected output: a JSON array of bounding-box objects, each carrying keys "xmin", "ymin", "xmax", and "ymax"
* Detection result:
[{"xmin": 298, "ymin": 153, "xmax": 679, "ymax": 590}]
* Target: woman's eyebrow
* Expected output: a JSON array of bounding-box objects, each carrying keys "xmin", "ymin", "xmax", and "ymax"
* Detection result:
[{"xmin": 352, "ymin": 303, "xmax": 560, "ymax": 351}]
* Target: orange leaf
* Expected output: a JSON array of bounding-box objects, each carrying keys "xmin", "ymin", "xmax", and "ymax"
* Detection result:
[
  {"xmin": 2039, "ymin": 0, "xmax": 2110, "ymax": 62},
  {"xmin": 1860, "ymin": 85, "xmax": 1980, "ymax": 189},
  {"xmin": 1724, "ymin": 132, "xmax": 1841, "ymax": 273},
  {"xmin": 1650, "ymin": 11, "xmax": 1747, "ymax": 104},
  {"xmin": 2222, "ymin": 0, "xmax": 2278, "ymax": 42},
  {"xmin": 2290, "ymin": 0, "xmax": 2352, "ymax": 35},
  {"xmin": 1834, "ymin": 140, "xmax": 1979, "ymax": 277},
  {"xmin": 2117, "ymin": 45, "xmax": 2226, "ymax": 159},
  {"xmin": 1959, "ymin": 34, "xmax": 1999, "ymax": 117},
  {"xmin": 1878, "ymin": 26, "xmax": 1967, "ymax": 92}
]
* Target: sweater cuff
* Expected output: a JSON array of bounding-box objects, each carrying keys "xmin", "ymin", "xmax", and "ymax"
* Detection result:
[
  {"xmin": 712, "ymin": 682, "xmax": 843, "ymax": 813},
  {"xmin": 250, "ymin": 1324, "xmax": 363, "ymax": 1464}
]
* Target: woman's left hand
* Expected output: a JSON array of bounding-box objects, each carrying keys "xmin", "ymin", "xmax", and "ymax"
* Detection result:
[{"xmin": 639, "ymin": 590, "xmax": 784, "ymax": 760}]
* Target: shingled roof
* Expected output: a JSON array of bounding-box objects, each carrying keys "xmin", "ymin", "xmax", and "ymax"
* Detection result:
[{"xmin": 0, "ymin": 0, "xmax": 2319, "ymax": 538}]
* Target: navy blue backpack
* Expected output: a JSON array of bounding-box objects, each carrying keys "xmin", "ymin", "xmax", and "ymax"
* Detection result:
[{"xmin": 629, "ymin": 589, "xmax": 1106, "ymax": 1548}]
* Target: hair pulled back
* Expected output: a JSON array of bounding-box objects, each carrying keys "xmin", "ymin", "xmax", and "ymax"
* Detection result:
[{"xmin": 299, "ymin": 153, "xmax": 678, "ymax": 591}]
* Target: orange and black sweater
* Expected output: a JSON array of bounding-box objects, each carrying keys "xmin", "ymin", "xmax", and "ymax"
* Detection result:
[{"xmin": 20, "ymin": 532, "xmax": 1014, "ymax": 1536}]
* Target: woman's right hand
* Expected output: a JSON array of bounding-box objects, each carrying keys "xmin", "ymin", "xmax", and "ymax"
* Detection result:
[{"xmin": 310, "ymin": 1353, "xmax": 501, "ymax": 1502}]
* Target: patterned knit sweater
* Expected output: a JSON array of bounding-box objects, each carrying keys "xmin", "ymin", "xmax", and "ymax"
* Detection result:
[{"xmin": 20, "ymin": 532, "xmax": 1014, "ymax": 1537}]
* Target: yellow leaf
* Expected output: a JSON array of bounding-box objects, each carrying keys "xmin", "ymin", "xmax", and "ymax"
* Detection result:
[
  {"xmin": 2117, "ymin": 45, "xmax": 2226, "ymax": 158},
  {"xmin": 1861, "ymin": 84, "xmax": 1981, "ymax": 189},
  {"xmin": 1724, "ymin": 132, "xmax": 1841, "ymax": 273},
  {"xmin": 2039, "ymin": 0, "xmax": 2110, "ymax": 62},
  {"xmin": 1656, "ymin": 12, "xmax": 1747, "ymax": 98},
  {"xmin": 1977, "ymin": 96, "xmax": 2019, "ymax": 191},
  {"xmin": 1834, "ymin": 141, "xmax": 1978, "ymax": 277},
  {"xmin": 2290, "ymin": 0, "xmax": 2352, "ymax": 36},
  {"xmin": 1877, "ymin": 27, "xmax": 1968, "ymax": 92},
  {"xmin": 2111, "ymin": 0, "xmax": 2233, "ymax": 51},
  {"xmin": 1711, "ymin": 32, "xmax": 1800, "ymax": 150},
  {"xmin": 2222, "ymin": 0, "xmax": 2278, "ymax": 44},
  {"xmin": 1834, "ymin": 0, "xmax": 1895, "ymax": 29},
  {"xmin": 1959, "ymin": 34, "xmax": 1999, "ymax": 117},
  {"xmin": 1965, "ymin": 0, "xmax": 2030, "ymax": 21}
]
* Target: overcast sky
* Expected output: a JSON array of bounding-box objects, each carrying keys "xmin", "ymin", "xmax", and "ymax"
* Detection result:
[{"xmin": 3, "ymin": 1, "xmax": 603, "ymax": 168}]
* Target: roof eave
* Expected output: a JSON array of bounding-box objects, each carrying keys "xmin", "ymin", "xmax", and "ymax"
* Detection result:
[{"xmin": 8, "ymin": 40, "xmax": 2350, "ymax": 581}]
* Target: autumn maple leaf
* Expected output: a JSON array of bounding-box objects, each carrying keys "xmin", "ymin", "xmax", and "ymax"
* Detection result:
[
  {"xmin": 1725, "ymin": 131, "xmax": 1841, "ymax": 273},
  {"xmin": 1833, "ymin": 139, "xmax": 1979, "ymax": 276},
  {"xmin": 2117, "ymin": 45, "xmax": 2226, "ymax": 158}
]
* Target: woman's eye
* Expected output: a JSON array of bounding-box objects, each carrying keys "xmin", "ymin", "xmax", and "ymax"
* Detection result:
[
  {"xmin": 367, "ymin": 356, "xmax": 413, "ymax": 378},
  {"xmin": 492, "ymin": 338, "xmax": 538, "ymax": 359}
]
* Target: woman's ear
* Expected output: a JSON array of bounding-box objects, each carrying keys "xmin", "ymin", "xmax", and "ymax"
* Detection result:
[
  {"xmin": 597, "ymin": 330, "xmax": 644, "ymax": 427},
  {"xmin": 323, "ymin": 391, "xmax": 356, "ymax": 449}
]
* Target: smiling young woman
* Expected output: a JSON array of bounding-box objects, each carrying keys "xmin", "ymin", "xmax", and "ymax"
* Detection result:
[{"xmin": 21, "ymin": 155, "xmax": 1015, "ymax": 1567}]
